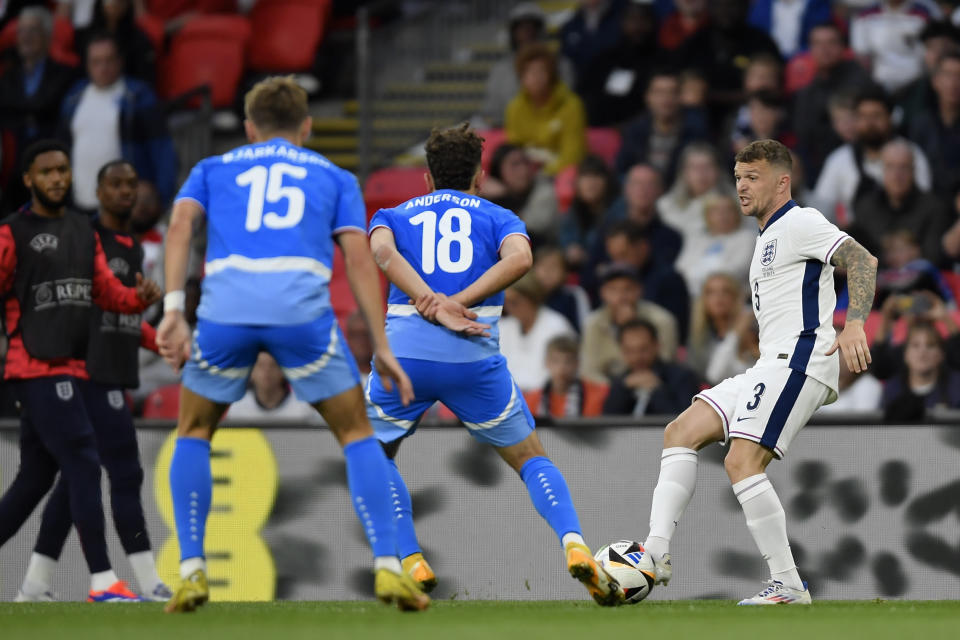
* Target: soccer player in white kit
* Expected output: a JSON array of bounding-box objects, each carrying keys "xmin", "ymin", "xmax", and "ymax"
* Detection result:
[{"xmin": 639, "ymin": 140, "xmax": 878, "ymax": 604}]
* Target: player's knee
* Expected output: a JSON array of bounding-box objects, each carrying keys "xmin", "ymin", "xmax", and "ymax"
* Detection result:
[
  {"xmin": 723, "ymin": 447, "xmax": 764, "ymax": 481},
  {"xmin": 663, "ymin": 416, "xmax": 701, "ymax": 449},
  {"xmin": 176, "ymin": 421, "xmax": 215, "ymax": 440}
]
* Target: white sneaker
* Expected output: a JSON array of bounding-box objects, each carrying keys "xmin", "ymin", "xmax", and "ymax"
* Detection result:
[
  {"xmin": 142, "ymin": 582, "xmax": 174, "ymax": 602},
  {"xmin": 647, "ymin": 552, "xmax": 672, "ymax": 586},
  {"xmin": 737, "ymin": 580, "xmax": 812, "ymax": 605},
  {"xmin": 15, "ymin": 588, "xmax": 56, "ymax": 602}
]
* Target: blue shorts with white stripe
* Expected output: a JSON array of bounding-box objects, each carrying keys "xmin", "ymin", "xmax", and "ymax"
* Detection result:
[
  {"xmin": 182, "ymin": 313, "xmax": 361, "ymax": 405},
  {"xmin": 365, "ymin": 354, "xmax": 534, "ymax": 448}
]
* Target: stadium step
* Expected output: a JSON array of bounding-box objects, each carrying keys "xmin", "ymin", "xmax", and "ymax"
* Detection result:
[
  {"xmin": 468, "ymin": 41, "xmax": 508, "ymax": 62},
  {"xmin": 423, "ymin": 61, "xmax": 492, "ymax": 81},
  {"xmin": 382, "ymin": 81, "xmax": 486, "ymax": 99},
  {"xmin": 343, "ymin": 100, "xmax": 481, "ymax": 117}
]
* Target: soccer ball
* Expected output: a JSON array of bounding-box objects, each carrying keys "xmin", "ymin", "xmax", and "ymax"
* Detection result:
[{"xmin": 594, "ymin": 540, "xmax": 655, "ymax": 604}]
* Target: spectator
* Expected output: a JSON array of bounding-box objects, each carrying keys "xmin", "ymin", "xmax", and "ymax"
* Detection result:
[
  {"xmin": 816, "ymin": 345, "xmax": 884, "ymax": 413},
  {"xmin": 579, "ymin": 1, "xmax": 661, "ymax": 126},
  {"xmin": 59, "ymin": 33, "xmax": 177, "ymax": 212},
  {"xmin": 0, "ymin": 6, "xmax": 77, "ymax": 211},
  {"xmin": 559, "ymin": 0, "xmax": 626, "ymax": 83},
  {"xmin": 793, "ymin": 22, "xmax": 872, "ymax": 181},
  {"xmin": 827, "ymin": 89, "xmax": 860, "ymax": 147},
  {"xmin": 558, "ymin": 155, "xmax": 619, "ymax": 270},
  {"xmin": 505, "ymin": 43, "xmax": 587, "ymax": 176},
  {"xmin": 344, "ymin": 310, "xmax": 373, "ymax": 377},
  {"xmin": 75, "ymin": 0, "xmax": 157, "ymax": 85},
  {"xmin": 524, "ymin": 335, "xmax": 609, "ymax": 418},
  {"xmin": 875, "ymin": 229, "xmax": 955, "ymax": 305},
  {"xmin": 532, "ymin": 245, "xmax": 591, "ymax": 333},
  {"xmin": 615, "ymin": 67, "xmax": 708, "ymax": 184},
  {"xmin": 677, "ymin": 0, "xmax": 781, "ymax": 120},
  {"xmin": 481, "ymin": 143, "xmax": 558, "ymax": 245},
  {"xmin": 851, "ymin": 0, "xmax": 938, "ymax": 95},
  {"xmin": 908, "ymin": 51, "xmax": 960, "ymax": 193},
  {"xmin": 658, "ymin": 0, "xmax": 708, "ymax": 51},
  {"xmin": 499, "ymin": 273, "xmax": 576, "ymax": 391},
  {"xmin": 943, "ymin": 182, "xmax": 960, "ymax": 264},
  {"xmin": 882, "ymin": 319, "xmax": 960, "ymax": 421},
  {"xmin": 748, "ymin": 0, "xmax": 833, "ymax": 58},
  {"xmin": 580, "ymin": 263, "xmax": 679, "ymax": 382},
  {"xmin": 0, "ymin": 0, "xmax": 46, "ymax": 31},
  {"xmin": 228, "ymin": 352, "xmax": 319, "ymax": 423},
  {"xmin": 813, "ymin": 85, "xmax": 932, "ymax": 224},
  {"xmin": 479, "ymin": 2, "xmax": 574, "ymax": 127},
  {"xmin": 675, "ymin": 193, "xmax": 755, "ymax": 296},
  {"xmin": 850, "ymin": 139, "xmax": 952, "ymax": 264},
  {"xmin": 657, "ymin": 142, "xmax": 731, "ymax": 240},
  {"xmin": 603, "ymin": 221, "xmax": 690, "ymax": 340},
  {"xmin": 731, "ymin": 90, "xmax": 794, "ymax": 155},
  {"xmin": 686, "ymin": 273, "xmax": 756, "ymax": 384},
  {"xmin": 601, "ymin": 319, "xmax": 698, "ymax": 416},
  {"xmin": 592, "ymin": 163, "xmax": 682, "ymax": 274},
  {"xmin": 899, "ymin": 20, "xmax": 960, "ymax": 125},
  {"xmin": 679, "ymin": 67, "xmax": 708, "ymax": 108}
]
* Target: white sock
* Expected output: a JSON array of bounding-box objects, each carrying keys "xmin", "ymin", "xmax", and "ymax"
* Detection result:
[
  {"xmin": 21, "ymin": 553, "xmax": 57, "ymax": 594},
  {"xmin": 732, "ymin": 473, "xmax": 804, "ymax": 591},
  {"xmin": 374, "ymin": 556, "xmax": 402, "ymax": 573},
  {"xmin": 561, "ymin": 532, "xmax": 585, "ymax": 548},
  {"xmin": 128, "ymin": 551, "xmax": 163, "ymax": 593},
  {"xmin": 180, "ymin": 556, "xmax": 206, "ymax": 580},
  {"xmin": 644, "ymin": 447, "xmax": 698, "ymax": 559},
  {"xmin": 90, "ymin": 569, "xmax": 119, "ymax": 592}
]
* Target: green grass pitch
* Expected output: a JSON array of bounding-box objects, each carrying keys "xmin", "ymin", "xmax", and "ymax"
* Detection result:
[{"xmin": 1, "ymin": 601, "xmax": 959, "ymax": 640}]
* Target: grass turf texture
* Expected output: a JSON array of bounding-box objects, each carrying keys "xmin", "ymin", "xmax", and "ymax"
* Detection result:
[{"xmin": 1, "ymin": 601, "xmax": 958, "ymax": 640}]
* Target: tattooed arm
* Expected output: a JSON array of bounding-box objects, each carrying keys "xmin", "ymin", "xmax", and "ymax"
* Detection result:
[{"xmin": 827, "ymin": 237, "xmax": 878, "ymax": 373}]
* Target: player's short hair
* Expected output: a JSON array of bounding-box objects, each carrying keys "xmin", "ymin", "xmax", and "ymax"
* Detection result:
[
  {"xmin": 618, "ymin": 318, "xmax": 658, "ymax": 344},
  {"xmin": 734, "ymin": 139, "xmax": 792, "ymax": 172},
  {"xmin": 96, "ymin": 159, "xmax": 135, "ymax": 184},
  {"xmin": 244, "ymin": 76, "xmax": 309, "ymax": 134},
  {"xmin": 424, "ymin": 123, "xmax": 484, "ymax": 191},
  {"xmin": 546, "ymin": 334, "xmax": 579, "ymax": 357},
  {"xmin": 21, "ymin": 139, "xmax": 69, "ymax": 173},
  {"xmin": 514, "ymin": 42, "xmax": 558, "ymax": 85}
]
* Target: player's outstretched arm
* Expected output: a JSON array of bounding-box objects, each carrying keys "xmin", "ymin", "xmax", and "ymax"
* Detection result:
[
  {"xmin": 827, "ymin": 237, "xmax": 878, "ymax": 373},
  {"xmin": 441, "ymin": 234, "xmax": 532, "ymax": 310},
  {"xmin": 369, "ymin": 227, "xmax": 490, "ymax": 336},
  {"xmin": 156, "ymin": 199, "xmax": 202, "ymax": 371}
]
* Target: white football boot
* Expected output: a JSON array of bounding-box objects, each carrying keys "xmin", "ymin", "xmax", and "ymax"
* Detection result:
[
  {"xmin": 15, "ymin": 588, "xmax": 56, "ymax": 602},
  {"xmin": 737, "ymin": 580, "xmax": 812, "ymax": 605},
  {"xmin": 645, "ymin": 552, "xmax": 672, "ymax": 586}
]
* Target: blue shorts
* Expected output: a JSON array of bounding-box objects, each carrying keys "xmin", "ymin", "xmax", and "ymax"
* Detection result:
[
  {"xmin": 183, "ymin": 314, "xmax": 361, "ymax": 405},
  {"xmin": 365, "ymin": 354, "xmax": 534, "ymax": 448}
]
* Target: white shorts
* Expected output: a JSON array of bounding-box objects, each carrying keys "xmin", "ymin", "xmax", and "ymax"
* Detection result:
[{"xmin": 695, "ymin": 365, "xmax": 830, "ymax": 459}]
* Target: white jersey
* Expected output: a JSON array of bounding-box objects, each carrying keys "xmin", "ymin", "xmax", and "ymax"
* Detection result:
[{"xmin": 749, "ymin": 200, "xmax": 849, "ymax": 403}]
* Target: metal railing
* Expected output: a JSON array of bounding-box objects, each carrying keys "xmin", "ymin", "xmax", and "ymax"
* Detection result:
[{"xmin": 164, "ymin": 85, "xmax": 214, "ymax": 188}]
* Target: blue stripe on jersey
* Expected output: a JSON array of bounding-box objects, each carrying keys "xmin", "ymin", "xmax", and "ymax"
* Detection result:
[
  {"xmin": 760, "ymin": 369, "xmax": 806, "ymax": 453},
  {"xmin": 758, "ymin": 199, "xmax": 797, "ymax": 236},
  {"xmin": 788, "ymin": 259, "xmax": 822, "ymax": 373}
]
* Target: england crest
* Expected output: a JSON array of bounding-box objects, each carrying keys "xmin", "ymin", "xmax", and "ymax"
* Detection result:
[
  {"xmin": 760, "ymin": 239, "xmax": 777, "ymax": 266},
  {"xmin": 108, "ymin": 390, "xmax": 125, "ymax": 410},
  {"xmin": 55, "ymin": 381, "xmax": 73, "ymax": 401}
]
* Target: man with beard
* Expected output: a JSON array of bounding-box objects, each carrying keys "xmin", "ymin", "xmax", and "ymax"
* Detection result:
[
  {"xmin": 0, "ymin": 141, "xmax": 162, "ymax": 602},
  {"xmin": 14, "ymin": 160, "xmax": 172, "ymax": 602},
  {"xmin": 813, "ymin": 85, "xmax": 932, "ymax": 225}
]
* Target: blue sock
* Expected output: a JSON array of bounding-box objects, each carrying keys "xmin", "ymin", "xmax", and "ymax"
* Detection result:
[
  {"xmin": 520, "ymin": 456, "xmax": 582, "ymax": 545},
  {"xmin": 387, "ymin": 458, "xmax": 421, "ymax": 558},
  {"xmin": 169, "ymin": 437, "xmax": 212, "ymax": 562},
  {"xmin": 343, "ymin": 437, "xmax": 397, "ymax": 558}
]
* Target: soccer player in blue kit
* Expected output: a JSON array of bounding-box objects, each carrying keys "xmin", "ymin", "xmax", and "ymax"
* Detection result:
[
  {"xmin": 156, "ymin": 77, "xmax": 429, "ymax": 612},
  {"xmin": 365, "ymin": 124, "xmax": 622, "ymax": 606}
]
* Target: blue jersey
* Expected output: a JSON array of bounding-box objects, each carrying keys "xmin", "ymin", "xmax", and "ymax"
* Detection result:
[
  {"xmin": 369, "ymin": 189, "xmax": 528, "ymax": 363},
  {"xmin": 175, "ymin": 138, "xmax": 365, "ymax": 325}
]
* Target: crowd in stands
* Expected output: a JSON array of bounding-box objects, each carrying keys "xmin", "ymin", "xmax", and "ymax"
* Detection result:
[{"xmin": 477, "ymin": 0, "xmax": 960, "ymax": 423}]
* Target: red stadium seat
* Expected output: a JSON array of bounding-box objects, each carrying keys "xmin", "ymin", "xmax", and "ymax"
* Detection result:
[
  {"xmin": 159, "ymin": 15, "xmax": 251, "ymax": 108},
  {"xmin": 363, "ymin": 166, "xmax": 428, "ymax": 219},
  {"xmin": 246, "ymin": 0, "xmax": 332, "ymax": 72},
  {"xmin": 554, "ymin": 164, "xmax": 577, "ymax": 212},
  {"xmin": 142, "ymin": 384, "xmax": 182, "ymax": 419},
  {"xmin": 478, "ymin": 128, "xmax": 507, "ymax": 174},
  {"xmin": 586, "ymin": 128, "xmax": 621, "ymax": 167},
  {"xmin": 136, "ymin": 13, "xmax": 166, "ymax": 55},
  {"xmin": 0, "ymin": 16, "xmax": 78, "ymax": 67}
]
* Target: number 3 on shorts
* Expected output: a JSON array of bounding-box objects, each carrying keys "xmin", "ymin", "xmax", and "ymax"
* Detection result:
[{"xmin": 745, "ymin": 382, "xmax": 765, "ymax": 411}]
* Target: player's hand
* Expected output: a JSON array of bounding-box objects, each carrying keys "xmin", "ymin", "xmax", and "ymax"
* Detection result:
[
  {"xmin": 374, "ymin": 348, "xmax": 415, "ymax": 407},
  {"xmin": 136, "ymin": 273, "xmax": 163, "ymax": 305},
  {"xmin": 413, "ymin": 291, "xmax": 444, "ymax": 323},
  {"xmin": 826, "ymin": 320, "xmax": 871, "ymax": 373},
  {"xmin": 156, "ymin": 310, "xmax": 191, "ymax": 371},
  {"xmin": 421, "ymin": 295, "xmax": 489, "ymax": 336}
]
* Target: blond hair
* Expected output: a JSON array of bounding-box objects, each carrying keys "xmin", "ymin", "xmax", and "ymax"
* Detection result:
[{"xmin": 244, "ymin": 76, "xmax": 308, "ymax": 134}]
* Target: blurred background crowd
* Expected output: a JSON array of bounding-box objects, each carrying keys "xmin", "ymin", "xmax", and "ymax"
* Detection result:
[{"xmin": 1, "ymin": 0, "xmax": 960, "ymax": 424}]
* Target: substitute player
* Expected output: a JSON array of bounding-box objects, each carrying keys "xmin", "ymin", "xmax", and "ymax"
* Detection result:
[
  {"xmin": 639, "ymin": 140, "xmax": 878, "ymax": 604},
  {"xmin": 16, "ymin": 161, "xmax": 171, "ymax": 602},
  {"xmin": 156, "ymin": 77, "xmax": 429, "ymax": 613},
  {"xmin": 366, "ymin": 124, "xmax": 623, "ymax": 606},
  {"xmin": 0, "ymin": 141, "xmax": 162, "ymax": 602}
]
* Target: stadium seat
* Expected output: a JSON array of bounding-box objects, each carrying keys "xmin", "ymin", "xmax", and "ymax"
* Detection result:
[
  {"xmin": 478, "ymin": 128, "xmax": 507, "ymax": 174},
  {"xmin": 554, "ymin": 164, "xmax": 577, "ymax": 212},
  {"xmin": 586, "ymin": 128, "xmax": 621, "ymax": 167},
  {"xmin": 363, "ymin": 166, "xmax": 428, "ymax": 219},
  {"xmin": 136, "ymin": 13, "xmax": 165, "ymax": 55},
  {"xmin": 142, "ymin": 384, "xmax": 182, "ymax": 419},
  {"xmin": 159, "ymin": 15, "xmax": 251, "ymax": 109},
  {"xmin": 0, "ymin": 15, "xmax": 79, "ymax": 67},
  {"xmin": 246, "ymin": 0, "xmax": 332, "ymax": 72},
  {"xmin": 941, "ymin": 270, "xmax": 960, "ymax": 302}
]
